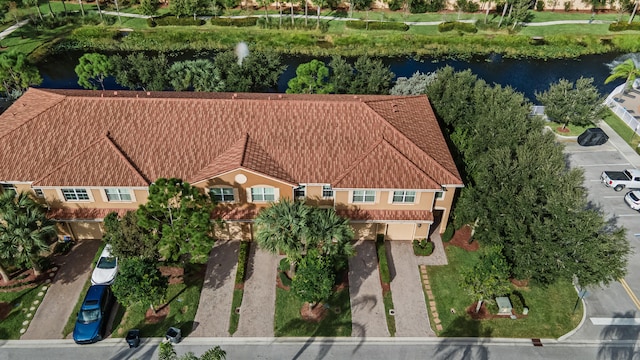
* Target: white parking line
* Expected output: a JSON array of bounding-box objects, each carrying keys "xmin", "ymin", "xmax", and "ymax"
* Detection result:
[
  {"xmin": 577, "ymin": 163, "xmax": 631, "ymax": 167},
  {"xmin": 590, "ymin": 317, "xmax": 640, "ymax": 325},
  {"xmin": 616, "ymin": 214, "xmax": 640, "ymax": 217},
  {"xmin": 603, "ymin": 196, "xmax": 624, "ymax": 199}
]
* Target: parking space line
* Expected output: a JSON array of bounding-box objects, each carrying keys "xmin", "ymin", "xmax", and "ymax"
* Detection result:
[
  {"xmin": 603, "ymin": 196, "xmax": 624, "ymax": 199},
  {"xmin": 616, "ymin": 214, "xmax": 640, "ymax": 217},
  {"xmin": 578, "ymin": 163, "xmax": 631, "ymax": 167}
]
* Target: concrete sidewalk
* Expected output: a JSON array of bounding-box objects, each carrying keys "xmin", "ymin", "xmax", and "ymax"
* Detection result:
[
  {"xmin": 22, "ymin": 240, "xmax": 101, "ymax": 339},
  {"xmin": 348, "ymin": 240, "xmax": 389, "ymax": 337},
  {"xmin": 0, "ymin": 19, "xmax": 28, "ymax": 41},
  {"xmin": 235, "ymin": 245, "xmax": 277, "ymax": 337},
  {"xmin": 387, "ymin": 241, "xmax": 435, "ymax": 337},
  {"xmin": 191, "ymin": 240, "xmax": 239, "ymax": 337}
]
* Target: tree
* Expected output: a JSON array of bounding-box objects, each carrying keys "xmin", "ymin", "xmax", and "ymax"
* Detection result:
[
  {"xmin": 23, "ymin": 0, "xmax": 43, "ymax": 21},
  {"xmin": 103, "ymin": 211, "xmax": 159, "ymax": 260},
  {"xmin": 75, "ymin": 53, "xmax": 113, "ymax": 90},
  {"xmin": 0, "ymin": 51, "xmax": 43, "ymax": 99},
  {"xmin": 78, "ymin": 0, "xmax": 85, "ymax": 17},
  {"xmin": 350, "ymin": 55, "xmax": 394, "ymax": 94},
  {"xmin": 535, "ymin": 77, "xmax": 605, "ymax": 129},
  {"xmin": 170, "ymin": 0, "xmax": 188, "ymax": 17},
  {"xmin": 305, "ymin": 207, "xmax": 354, "ymax": 271},
  {"xmin": 0, "ymin": 191, "xmax": 56, "ymax": 279},
  {"xmin": 509, "ymin": 0, "xmax": 530, "ymax": 30},
  {"xmin": 291, "ymin": 250, "xmax": 335, "ymax": 309},
  {"xmin": 160, "ymin": 343, "xmax": 226, "ymax": 360},
  {"xmin": 168, "ymin": 59, "xmax": 224, "ymax": 92},
  {"xmin": 605, "ymin": 57, "xmax": 640, "ymax": 92},
  {"xmin": 112, "ymin": 257, "xmax": 167, "ymax": 313},
  {"xmin": 213, "ymin": 50, "xmax": 286, "ymax": 92},
  {"xmin": 328, "ymin": 55, "xmax": 353, "ymax": 94},
  {"xmin": 255, "ymin": 198, "xmax": 310, "ymax": 275},
  {"xmin": 139, "ymin": 0, "xmax": 158, "ymax": 15},
  {"xmin": 390, "ymin": 71, "xmax": 437, "ymax": 95},
  {"xmin": 136, "ymin": 178, "xmax": 215, "ymax": 264},
  {"xmin": 461, "ymin": 246, "xmax": 511, "ymax": 313},
  {"xmin": 111, "ymin": 52, "xmax": 168, "ymax": 91},
  {"xmin": 159, "ymin": 341, "xmax": 177, "ymax": 360},
  {"xmin": 286, "ymin": 59, "xmax": 334, "ymax": 94}
]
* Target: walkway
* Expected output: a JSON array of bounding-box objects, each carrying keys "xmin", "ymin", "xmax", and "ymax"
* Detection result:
[
  {"xmin": 22, "ymin": 240, "xmax": 101, "ymax": 339},
  {"xmin": 414, "ymin": 233, "xmax": 447, "ymax": 266},
  {"xmin": 348, "ymin": 240, "xmax": 389, "ymax": 337},
  {"xmin": 234, "ymin": 245, "xmax": 277, "ymax": 337},
  {"xmin": 191, "ymin": 240, "xmax": 238, "ymax": 337},
  {"xmin": 387, "ymin": 241, "xmax": 435, "ymax": 337},
  {"xmin": 0, "ymin": 19, "xmax": 29, "ymax": 41}
]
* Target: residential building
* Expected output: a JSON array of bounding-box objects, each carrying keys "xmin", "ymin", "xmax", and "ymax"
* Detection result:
[{"xmin": 0, "ymin": 88, "xmax": 463, "ymax": 241}]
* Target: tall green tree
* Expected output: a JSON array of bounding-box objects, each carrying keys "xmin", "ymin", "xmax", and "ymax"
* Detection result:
[
  {"xmin": 111, "ymin": 52, "xmax": 168, "ymax": 91},
  {"xmin": 328, "ymin": 55, "xmax": 353, "ymax": 94},
  {"xmin": 350, "ymin": 55, "xmax": 394, "ymax": 94},
  {"xmin": 139, "ymin": 0, "xmax": 158, "ymax": 15},
  {"xmin": 111, "ymin": 257, "xmax": 168, "ymax": 313},
  {"xmin": 286, "ymin": 59, "xmax": 334, "ymax": 94},
  {"xmin": 605, "ymin": 57, "xmax": 640, "ymax": 92},
  {"xmin": 305, "ymin": 207, "xmax": 354, "ymax": 271},
  {"xmin": 168, "ymin": 59, "xmax": 224, "ymax": 92},
  {"xmin": 23, "ymin": 0, "xmax": 43, "ymax": 21},
  {"xmin": 103, "ymin": 211, "xmax": 159, "ymax": 260},
  {"xmin": 0, "ymin": 191, "xmax": 56, "ymax": 279},
  {"xmin": 291, "ymin": 250, "xmax": 335, "ymax": 309},
  {"xmin": 461, "ymin": 246, "xmax": 511, "ymax": 313},
  {"xmin": 0, "ymin": 51, "xmax": 42, "ymax": 99},
  {"xmin": 535, "ymin": 77, "xmax": 605, "ymax": 129},
  {"xmin": 160, "ymin": 343, "xmax": 226, "ymax": 360},
  {"xmin": 136, "ymin": 178, "xmax": 215, "ymax": 264},
  {"xmin": 75, "ymin": 53, "xmax": 113, "ymax": 90},
  {"xmin": 213, "ymin": 50, "xmax": 285, "ymax": 92},
  {"xmin": 390, "ymin": 71, "xmax": 437, "ymax": 95}
]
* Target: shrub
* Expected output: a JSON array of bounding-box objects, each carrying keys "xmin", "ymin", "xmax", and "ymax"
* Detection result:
[
  {"xmin": 345, "ymin": 20, "xmax": 409, "ymax": 31},
  {"xmin": 279, "ymin": 271, "xmax": 292, "ymax": 287},
  {"xmin": 509, "ymin": 291, "xmax": 526, "ymax": 314},
  {"xmin": 535, "ymin": 0, "xmax": 544, "ymax": 11},
  {"xmin": 609, "ymin": 22, "xmax": 640, "ymax": 32},
  {"xmin": 563, "ymin": 1, "xmax": 571, "ymax": 11},
  {"xmin": 212, "ymin": 17, "xmax": 258, "ymax": 27},
  {"xmin": 256, "ymin": 17, "xmax": 327, "ymax": 31},
  {"xmin": 388, "ymin": 0, "xmax": 403, "ymax": 11},
  {"xmin": 438, "ymin": 21, "xmax": 477, "ymax": 33},
  {"xmin": 412, "ymin": 239, "xmax": 435, "ymax": 256},
  {"xmin": 149, "ymin": 15, "xmax": 205, "ymax": 27},
  {"xmin": 234, "ymin": 241, "xmax": 250, "ymax": 284},
  {"xmin": 410, "ymin": 0, "xmax": 428, "ymax": 13},
  {"xmin": 376, "ymin": 234, "xmax": 391, "ymax": 284},
  {"xmin": 441, "ymin": 222, "xmax": 455, "ymax": 242},
  {"xmin": 455, "ymin": 0, "xmax": 479, "ymax": 13},
  {"xmin": 278, "ymin": 257, "xmax": 291, "ymax": 272},
  {"xmin": 486, "ymin": 299, "xmax": 499, "ymax": 314}
]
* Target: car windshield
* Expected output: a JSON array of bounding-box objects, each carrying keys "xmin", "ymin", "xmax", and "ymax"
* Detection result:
[
  {"xmin": 78, "ymin": 309, "xmax": 101, "ymax": 324},
  {"xmin": 97, "ymin": 256, "xmax": 116, "ymax": 269}
]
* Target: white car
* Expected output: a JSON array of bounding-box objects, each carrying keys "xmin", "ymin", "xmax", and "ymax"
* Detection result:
[
  {"xmin": 624, "ymin": 190, "xmax": 640, "ymax": 211},
  {"xmin": 91, "ymin": 244, "xmax": 118, "ymax": 285}
]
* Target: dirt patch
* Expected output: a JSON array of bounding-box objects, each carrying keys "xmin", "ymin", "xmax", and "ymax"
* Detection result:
[
  {"xmin": 0, "ymin": 302, "xmax": 11, "ymax": 321},
  {"xmin": 234, "ymin": 283, "xmax": 244, "ymax": 290},
  {"xmin": 0, "ymin": 267, "xmax": 57, "ymax": 292},
  {"xmin": 556, "ymin": 126, "xmax": 570, "ymax": 133},
  {"xmin": 159, "ymin": 266, "xmax": 184, "ymax": 285},
  {"xmin": 510, "ymin": 278, "xmax": 530, "ymax": 288},
  {"xmin": 333, "ymin": 271, "xmax": 349, "ymax": 292},
  {"xmin": 381, "ymin": 282, "xmax": 391, "ymax": 293},
  {"xmin": 276, "ymin": 272, "xmax": 291, "ymax": 291},
  {"xmin": 145, "ymin": 304, "xmax": 170, "ymax": 324},
  {"xmin": 447, "ymin": 225, "xmax": 479, "ymax": 252},
  {"xmin": 300, "ymin": 302, "xmax": 328, "ymax": 322}
]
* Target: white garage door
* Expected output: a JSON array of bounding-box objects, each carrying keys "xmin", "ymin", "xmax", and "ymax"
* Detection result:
[{"xmin": 385, "ymin": 223, "xmax": 416, "ymax": 241}]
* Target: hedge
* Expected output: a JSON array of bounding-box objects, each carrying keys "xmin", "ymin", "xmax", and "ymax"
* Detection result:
[
  {"xmin": 345, "ymin": 20, "xmax": 409, "ymax": 31},
  {"xmin": 211, "ymin": 17, "xmax": 258, "ymax": 27},
  {"xmin": 234, "ymin": 241, "xmax": 251, "ymax": 284},
  {"xmin": 609, "ymin": 22, "xmax": 640, "ymax": 32},
  {"xmin": 147, "ymin": 15, "xmax": 205, "ymax": 27},
  {"xmin": 438, "ymin": 21, "xmax": 478, "ymax": 33}
]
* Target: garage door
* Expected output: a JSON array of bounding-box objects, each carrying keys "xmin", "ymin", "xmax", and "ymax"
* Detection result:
[
  {"xmin": 385, "ymin": 223, "xmax": 416, "ymax": 241},
  {"xmin": 351, "ymin": 223, "xmax": 377, "ymax": 241},
  {"xmin": 215, "ymin": 222, "xmax": 252, "ymax": 241},
  {"xmin": 69, "ymin": 222, "xmax": 103, "ymax": 240}
]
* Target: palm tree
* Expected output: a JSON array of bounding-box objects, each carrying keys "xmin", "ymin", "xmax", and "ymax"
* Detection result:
[
  {"xmin": 305, "ymin": 208, "xmax": 354, "ymax": 267},
  {"xmin": 254, "ymin": 198, "xmax": 310, "ymax": 275},
  {"xmin": 605, "ymin": 57, "xmax": 640, "ymax": 92},
  {"xmin": 0, "ymin": 192, "xmax": 56, "ymax": 277}
]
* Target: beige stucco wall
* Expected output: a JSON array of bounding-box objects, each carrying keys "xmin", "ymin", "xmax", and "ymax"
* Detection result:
[
  {"xmin": 69, "ymin": 222, "xmax": 104, "ymax": 240},
  {"xmin": 304, "ymin": 185, "xmax": 334, "ymax": 207},
  {"xmin": 334, "ymin": 190, "xmax": 436, "ymax": 211}
]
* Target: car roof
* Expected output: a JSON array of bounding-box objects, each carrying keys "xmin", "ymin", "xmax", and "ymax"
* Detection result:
[
  {"xmin": 83, "ymin": 285, "xmax": 108, "ymax": 307},
  {"xmin": 627, "ymin": 169, "xmax": 640, "ymax": 176}
]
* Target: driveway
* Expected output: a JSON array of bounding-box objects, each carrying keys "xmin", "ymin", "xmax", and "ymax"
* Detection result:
[
  {"xmin": 348, "ymin": 240, "xmax": 389, "ymax": 337},
  {"xmin": 191, "ymin": 240, "xmax": 238, "ymax": 337},
  {"xmin": 387, "ymin": 241, "xmax": 435, "ymax": 337},
  {"xmin": 22, "ymin": 240, "xmax": 101, "ymax": 339}
]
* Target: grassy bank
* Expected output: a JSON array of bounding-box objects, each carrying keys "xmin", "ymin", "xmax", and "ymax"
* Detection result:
[{"xmin": 603, "ymin": 109, "xmax": 640, "ymax": 154}]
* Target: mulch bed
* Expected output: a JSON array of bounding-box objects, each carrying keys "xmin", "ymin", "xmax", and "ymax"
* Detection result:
[
  {"xmin": 556, "ymin": 126, "xmax": 571, "ymax": 133},
  {"xmin": 510, "ymin": 278, "xmax": 530, "ymax": 288},
  {"xmin": 145, "ymin": 304, "xmax": 170, "ymax": 324},
  {"xmin": 0, "ymin": 302, "xmax": 11, "ymax": 321},
  {"xmin": 300, "ymin": 302, "xmax": 328, "ymax": 322},
  {"xmin": 446, "ymin": 225, "xmax": 479, "ymax": 252},
  {"xmin": 159, "ymin": 266, "xmax": 184, "ymax": 285},
  {"xmin": 466, "ymin": 301, "xmax": 528, "ymax": 320},
  {"xmin": 0, "ymin": 267, "xmax": 57, "ymax": 293},
  {"xmin": 276, "ymin": 271, "xmax": 291, "ymax": 291}
]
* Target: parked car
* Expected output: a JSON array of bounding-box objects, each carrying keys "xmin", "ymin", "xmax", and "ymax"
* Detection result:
[
  {"xmin": 73, "ymin": 285, "xmax": 114, "ymax": 344},
  {"xmin": 91, "ymin": 244, "xmax": 118, "ymax": 285},
  {"xmin": 625, "ymin": 190, "xmax": 640, "ymax": 211},
  {"xmin": 600, "ymin": 169, "xmax": 640, "ymax": 192},
  {"xmin": 577, "ymin": 128, "xmax": 608, "ymax": 146}
]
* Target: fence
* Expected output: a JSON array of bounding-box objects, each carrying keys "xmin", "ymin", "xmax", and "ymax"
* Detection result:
[{"xmin": 604, "ymin": 84, "xmax": 640, "ymax": 138}]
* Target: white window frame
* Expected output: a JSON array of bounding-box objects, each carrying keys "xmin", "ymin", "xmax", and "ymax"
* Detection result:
[
  {"xmin": 392, "ymin": 190, "xmax": 416, "ymax": 204},
  {"xmin": 352, "ymin": 190, "xmax": 376, "ymax": 203},
  {"xmin": 1, "ymin": 183, "xmax": 17, "ymax": 196},
  {"xmin": 322, "ymin": 185, "xmax": 334, "ymax": 198},
  {"xmin": 61, "ymin": 188, "xmax": 91, "ymax": 201},
  {"xmin": 210, "ymin": 187, "xmax": 235, "ymax": 202},
  {"xmin": 294, "ymin": 185, "xmax": 306, "ymax": 199},
  {"xmin": 250, "ymin": 187, "xmax": 276, "ymax": 202},
  {"xmin": 104, "ymin": 188, "xmax": 132, "ymax": 202},
  {"xmin": 33, "ymin": 188, "xmax": 45, "ymax": 198}
]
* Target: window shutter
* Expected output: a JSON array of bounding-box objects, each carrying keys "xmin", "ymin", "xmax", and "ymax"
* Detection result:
[
  {"xmin": 348, "ymin": 191, "xmax": 353, "ymax": 204},
  {"xmin": 233, "ymin": 188, "xmax": 240, "ymax": 203},
  {"xmin": 274, "ymin": 188, "xmax": 280, "ymax": 201},
  {"xmin": 246, "ymin": 188, "xmax": 252, "ymax": 202}
]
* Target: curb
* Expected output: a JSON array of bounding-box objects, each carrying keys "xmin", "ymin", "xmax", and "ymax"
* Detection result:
[{"xmin": 557, "ymin": 284, "xmax": 587, "ymax": 342}]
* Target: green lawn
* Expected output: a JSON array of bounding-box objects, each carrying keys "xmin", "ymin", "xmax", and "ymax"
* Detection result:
[
  {"xmin": 603, "ymin": 109, "xmax": 640, "ymax": 154},
  {"xmin": 0, "ymin": 285, "xmax": 43, "ymax": 339},
  {"xmin": 428, "ymin": 246, "xmax": 582, "ymax": 338},
  {"xmin": 274, "ymin": 287, "xmax": 351, "ymax": 337},
  {"xmin": 228, "ymin": 288, "xmax": 243, "ymax": 335},
  {"xmin": 110, "ymin": 263, "xmax": 205, "ymax": 338},
  {"xmin": 547, "ymin": 121, "xmax": 590, "ymax": 136}
]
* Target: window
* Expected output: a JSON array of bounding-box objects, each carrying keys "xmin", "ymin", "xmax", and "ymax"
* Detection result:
[
  {"xmin": 352, "ymin": 190, "xmax": 376, "ymax": 203},
  {"xmin": 210, "ymin": 187, "xmax": 235, "ymax": 202},
  {"xmin": 34, "ymin": 188, "xmax": 45, "ymax": 198},
  {"xmin": 322, "ymin": 185, "xmax": 333, "ymax": 198},
  {"xmin": 294, "ymin": 186, "xmax": 306, "ymax": 199},
  {"xmin": 105, "ymin": 188, "xmax": 132, "ymax": 201},
  {"xmin": 435, "ymin": 191, "xmax": 444, "ymax": 200},
  {"xmin": 1, "ymin": 184, "xmax": 17, "ymax": 196},
  {"xmin": 251, "ymin": 187, "xmax": 275, "ymax": 202},
  {"xmin": 62, "ymin": 188, "xmax": 90, "ymax": 201},
  {"xmin": 392, "ymin": 190, "xmax": 416, "ymax": 203}
]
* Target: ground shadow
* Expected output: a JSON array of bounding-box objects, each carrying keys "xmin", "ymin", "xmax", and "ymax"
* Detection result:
[
  {"xmin": 434, "ymin": 316, "xmax": 491, "ymax": 359},
  {"xmin": 51, "ymin": 239, "xmax": 101, "ymax": 285},
  {"xmin": 347, "ymin": 241, "xmax": 379, "ymax": 300},
  {"xmin": 597, "ymin": 311, "xmax": 640, "ymax": 360},
  {"xmin": 201, "ymin": 240, "xmax": 239, "ymax": 292}
]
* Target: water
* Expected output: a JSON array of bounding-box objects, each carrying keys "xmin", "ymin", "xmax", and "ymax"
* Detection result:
[{"xmin": 37, "ymin": 51, "xmax": 623, "ymax": 102}]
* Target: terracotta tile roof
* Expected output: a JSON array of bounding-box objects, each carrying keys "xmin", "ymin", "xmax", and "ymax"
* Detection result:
[
  {"xmin": 47, "ymin": 207, "xmax": 130, "ymax": 221},
  {"xmin": 336, "ymin": 208, "xmax": 434, "ymax": 222},
  {"xmin": 0, "ymin": 89, "xmax": 463, "ymax": 191}
]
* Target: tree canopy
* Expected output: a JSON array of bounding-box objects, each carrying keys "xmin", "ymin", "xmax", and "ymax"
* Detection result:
[
  {"xmin": 111, "ymin": 52, "xmax": 169, "ymax": 91},
  {"xmin": 111, "ymin": 257, "xmax": 168, "ymax": 312},
  {"xmin": 286, "ymin": 59, "xmax": 334, "ymax": 94},
  {"xmin": 168, "ymin": 59, "xmax": 224, "ymax": 92},
  {"xmin": 0, "ymin": 51, "xmax": 42, "ymax": 99},
  {"xmin": 605, "ymin": 57, "xmax": 640, "ymax": 91},
  {"xmin": 213, "ymin": 50, "xmax": 286, "ymax": 92},
  {"xmin": 535, "ymin": 77, "xmax": 605, "ymax": 128},
  {"xmin": 103, "ymin": 211, "xmax": 159, "ymax": 260},
  {"xmin": 75, "ymin": 53, "xmax": 112, "ymax": 90},
  {"xmin": 291, "ymin": 250, "xmax": 335, "ymax": 308},
  {"xmin": 461, "ymin": 246, "xmax": 511, "ymax": 312}
]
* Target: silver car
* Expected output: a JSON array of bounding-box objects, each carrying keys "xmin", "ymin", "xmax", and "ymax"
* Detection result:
[{"xmin": 624, "ymin": 190, "xmax": 640, "ymax": 211}]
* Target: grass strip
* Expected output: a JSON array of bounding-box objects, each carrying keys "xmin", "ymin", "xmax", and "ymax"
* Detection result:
[
  {"xmin": 228, "ymin": 288, "xmax": 243, "ymax": 335},
  {"xmin": 228, "ymin": 241, "xmax": 250, "ymax": 335},
  {"xmin": 375, "ymin": 234, "xmax": 396, "ymax": 336},
  {"xmin": 603, "ymin": 109, "xmax": 640, "ymax": 153}
]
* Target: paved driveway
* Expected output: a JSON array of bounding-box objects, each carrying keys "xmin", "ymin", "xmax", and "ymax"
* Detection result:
[{"xmin": 22, "ymin": 240, "xmax": 101, "ymax": 339}]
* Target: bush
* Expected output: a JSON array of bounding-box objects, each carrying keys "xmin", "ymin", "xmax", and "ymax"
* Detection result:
[
  {"xmin": 410, "ymin": 0, "xmax": 428, "ymax": 13},
  {"xmin": 376, "ymin": 234, "xmax": 391, "ymax": 284},
  {"xmin": 609, "ymin": 22, "xmax": 640, "ymax": 32},
  {"xmin": 441, "ymin": 222, "xmax": 455, "ymax": 242},
  {"xmin": 278, "ymin": 257, "xmax": 290, "ymax": 272},
  {"xmin": 257, "ymin": 18, "xmax": 329, "ymax": 32},
  {"xmin": 438, "ymin": 21, "xmax": 477, "ymax": 33},
  {"xmin": 148, "ymin": 15, "xmax": 205, "ymax": 27},
  {"xmin": 388, "ymin": 0, "xmax": 403, "ymax": 11},
  {"xmin": 212, "ymin": 17, "xmax": 258, "ymax": 27},
  {"xmin": 535, "ymin": 0, "xmax": 544, "ymax": 11},
  {"xmin": 563, "ymin": 1, "xmax": 571, "ymax": 11},
  {"xmin": 345, "ymin": 20, "xmax": 409, "ymax": 31},
  {"xmin": 509, "ymin": 291, "xmax": 526, "ymax": 314},
  {"xmin": 279, "ymin": 271, "xmax": 292, "ymax": 287},
  {"xmin": 234, "ymin": 241, "xmax": 250, "ymax": 284},
  {"xmin": 455, "ymin": 0, "xmax": 479, "ymax": 13},
  {"xmin": 412, "ymin": 239, "xmax": 435, "ymax": 256}
]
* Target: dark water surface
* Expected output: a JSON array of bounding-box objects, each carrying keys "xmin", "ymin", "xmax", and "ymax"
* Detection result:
[{"xmin": 37, "ymin": 51, "xmax": 623, "ymax": 101}]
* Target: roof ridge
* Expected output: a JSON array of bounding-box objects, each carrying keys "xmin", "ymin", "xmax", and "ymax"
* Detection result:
[
  {"xmin": 0, "ymin": 88, "xmax": 66, "ymax": 141},
  {"xmin": 239, "ymin": 133, "xmax": 249, "ymax": 167},
  {"xmin": 332, "ymin": 137, "xmax": 385, "ymax": 185},
  {"xmin": 380, "ymin": 138, "xmax": 439, "ymax": 187},
  {"xmin": 103, "ymin": 132, "xmax": 150, "ymax": 185}
]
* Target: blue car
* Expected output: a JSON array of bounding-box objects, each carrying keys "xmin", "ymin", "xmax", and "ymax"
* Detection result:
[{"xmin": 73, "ymin": 285, "xmax": 114, "ymax": 344}]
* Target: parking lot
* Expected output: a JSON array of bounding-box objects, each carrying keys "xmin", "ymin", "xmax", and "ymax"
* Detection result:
[{"xmin": 560, "ymin": 125, "xmax": 640, "ymax": 340}]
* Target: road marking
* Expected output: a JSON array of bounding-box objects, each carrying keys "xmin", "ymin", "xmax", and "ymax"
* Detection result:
[
  {"xmin": 619, "ymin": 278, "xmax": 640, "ymax": 311},
  {"xmin": 590, "ymin": 317, "xmax": 640, "ymax": 325},
  {"xmin": 602, "ymin": 195, "xmax": 624, "ymax": 199},
  {"xmin": 616, "ymin": 214, "xmax": 640, "ymax": 217},
  {"xmin": 579, "ymin": 163, "xmax": 631, "ymax": 167}
]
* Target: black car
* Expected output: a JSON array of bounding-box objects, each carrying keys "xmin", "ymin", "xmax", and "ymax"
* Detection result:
[{"xmin": 577, "ymin": 128, "xmax": 609, "ymax": 146}]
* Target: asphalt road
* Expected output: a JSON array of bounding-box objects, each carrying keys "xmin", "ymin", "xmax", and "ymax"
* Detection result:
[{"xmin": 559, "ymin": 125, "xmax": 640, "ymax": 342}]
